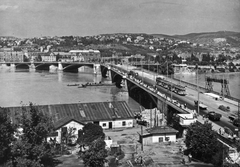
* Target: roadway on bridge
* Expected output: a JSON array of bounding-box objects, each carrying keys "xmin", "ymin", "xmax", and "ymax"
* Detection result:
[{"xmin": 116, "ymin": 64, "xmax": 239, "ymax": 133}]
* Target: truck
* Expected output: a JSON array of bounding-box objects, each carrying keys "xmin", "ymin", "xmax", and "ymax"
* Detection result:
[
  {"xmin": 205, "ymin": 111, "xmax": 222, "ymax": 121},
  {"xmin": 194, "ymin": 101, "xmax": 208, "ymax": 110}
]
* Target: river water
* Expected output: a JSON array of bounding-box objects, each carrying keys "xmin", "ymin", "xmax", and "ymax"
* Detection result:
[
  {"xmin": 174, "ymin": 72, "xmax": 240, "ymax": 100},
  {"xmin": 0, "ymin": 65, "xmax": 141, "ymax": 113},
  {"xmin": 0, "ymin": 65, "xmax": 239, "ymax": 110}
]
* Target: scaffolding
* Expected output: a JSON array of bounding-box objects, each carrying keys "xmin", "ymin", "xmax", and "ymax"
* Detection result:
[{"xmin": 205, "ymin": 77, "xmax": 230, "ymax": 96}]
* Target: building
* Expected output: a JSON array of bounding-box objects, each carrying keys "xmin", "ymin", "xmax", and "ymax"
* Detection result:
[
  {"xmin": 171, "ymin": 113, "xmax": 197, "ymax": 138},
  {"xmin": 0, "ymin": 49, "xmax": 24, "ymax": 62},
  {"xmin": 69, "ymin": 49, "xmax": 101, "ymax": 62},
  {"xmin": 139, "ymin": 126, "xmax": 178, "ymax": 145},
  {"xmin": 7, "ymin": 101, "xmax": 135, "ymax": 143},
  {"xmin": 40, "ymin": 52, "xmax": 56, "ymax": 62}
]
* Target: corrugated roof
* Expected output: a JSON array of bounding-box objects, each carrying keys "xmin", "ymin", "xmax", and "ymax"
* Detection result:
[{"xmin": 6, "ymin": 101, "xmax": 134, "ymax": 128}]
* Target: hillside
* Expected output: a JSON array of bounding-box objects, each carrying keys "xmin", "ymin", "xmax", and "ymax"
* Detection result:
[{"xmin": 159, "ymin": 31, "xmax": 240, "ymax": 46}]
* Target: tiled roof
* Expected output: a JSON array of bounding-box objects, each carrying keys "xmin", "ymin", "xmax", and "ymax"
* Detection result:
[{"xmin": 6, "ymin": 101, "xmax": 134, "ymax": 128}]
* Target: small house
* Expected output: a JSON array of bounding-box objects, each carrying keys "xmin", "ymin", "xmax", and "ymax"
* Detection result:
[{"xmin": 139, "ymin": 126, "xmax": 178, "ymax": 145}]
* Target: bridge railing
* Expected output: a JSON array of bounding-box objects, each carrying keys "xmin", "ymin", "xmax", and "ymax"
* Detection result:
[{"xmin": 110, "ymin": 66, "xmax": 195, "ymax": 115}]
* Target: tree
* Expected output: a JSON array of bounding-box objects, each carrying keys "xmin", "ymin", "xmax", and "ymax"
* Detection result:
[
  {"xmin": 0, "ymin": 107, "xmax": 15, "ymax": 165},
  {"xmin": 82, "ymin": 138, "xmax": 108, "ymax": 167},
  {"xmin": 159, "ymin": 61, "xmax": 174, "ymax": 75},
  {"xmin": 184, "ymin": 121, "xmax": 220, "ymax": 163},
  {"xmin": 202, "ymin": 53, "xmax": 211, "ymax": 63},
  {"xmin": 11, "ymin": 103, "xmax": 54, "ymax": 167},
  {"xmin": 37, "ymin": 55, "xmax": 42, "ymax": 62},
  {"xmin": 78, "ymin": 123, "xmax": 105, "ymax": 146}
]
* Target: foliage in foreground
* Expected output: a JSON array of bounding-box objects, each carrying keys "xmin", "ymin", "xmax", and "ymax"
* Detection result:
[
  {"xmin": 0, "ymin": 108, "xmax": 16, "ymax": 165},
  {"xmin": 82, "ymin": 138, "xmax": 108, "ymax": 167},
  {"xmin": 0, "ymin": 103, "xmax": 55, "ymax": 167},
  {"xmin": 185, "ymin": 121, "xmax": 220, "ymax": 163},
  {"xmin": 78, "ymin": 123, "xmax": 105, "ymax": 146}
]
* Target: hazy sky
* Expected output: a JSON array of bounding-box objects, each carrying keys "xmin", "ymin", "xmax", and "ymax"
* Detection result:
[{"xmin": 0, "ymin": 0, "xmax": 240, "ymax": 38}]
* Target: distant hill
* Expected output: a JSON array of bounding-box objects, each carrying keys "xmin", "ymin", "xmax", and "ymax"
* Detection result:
[{"xmin": 153, "ymin": 31, "xmax": 240, "ymax": 46}]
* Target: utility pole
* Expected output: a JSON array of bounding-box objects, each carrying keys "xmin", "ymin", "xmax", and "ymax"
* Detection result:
[
  {"xmin": 150, "ymin": 108, "xmax": 152, "ymax": 128},
  {"xmin": 238, "ymin": 100, "xmax": 240, "ymax": 137},
  {"xmin": 141, "ymin": 125, "xmax": 143, "ymax": 151},
  {"xmin": 197, "ymin": 65, "xmax": 200, "ymax": 115},
  {"xmin": 167, "ymin": 61, "xmax": 168, "ymax": 80},
  {"xmin": 171, "ymin": 73, "xmax": 173, "ymax": 97},
  {"xmin": 154, "ymin": 108, "xmax": 156, "ymax": 127}
]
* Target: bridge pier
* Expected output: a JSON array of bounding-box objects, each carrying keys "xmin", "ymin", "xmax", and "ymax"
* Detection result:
[
  {"xmin": 107, "ymin": 66, "xmax": 112, "ymax": 80},
  {"xmin": 30, "ymin": 61, "xmax": 35, "ymax": 69},
  {"xmin": 58, "ymin": 62, "xmax": 63, "ymax": 71},
  {"xmin": 10, "ymin": 63, "xmax": 15, "ymax": 68},
  {"xmin": 121, "ymin": 77, "xmax": 128, "ymax": 91},
  {"xmin": 94, "ymin": 64, "xmax": 101, "ymax": 75}
]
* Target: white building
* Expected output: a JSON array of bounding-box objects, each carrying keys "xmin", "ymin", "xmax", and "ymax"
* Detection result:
[
  {"xmin": 41, "ymin": 52, "xmax": 56, "ymax": 62},
  {"xmin": 69, "ymin": 50, "xmax": 101, "ymax": 62},
  {"xmin": 139, "ymin": 126, "xmax": 178, "ymax": 145}
]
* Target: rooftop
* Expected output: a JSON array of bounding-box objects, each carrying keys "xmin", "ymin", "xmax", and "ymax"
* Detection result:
[
  {"xmin": 141, "ymin": 126, "xmax": 178, "ymax": 136},
  {"xmin": 6, "ymin": 101, "xmax": 135, "ymax": 129}
]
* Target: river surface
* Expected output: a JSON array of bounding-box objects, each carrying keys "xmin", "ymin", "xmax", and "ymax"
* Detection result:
[
  {"xmin": 0, "ymin": 65, "xmax": 141, "ymax": 113},
  {"xmin": 0, "ymin": 65, "xmax": 239, "ymax": 110},
  {"xmin": 174, "ymin": 72, "xmax": 240, "ymax": 100}
]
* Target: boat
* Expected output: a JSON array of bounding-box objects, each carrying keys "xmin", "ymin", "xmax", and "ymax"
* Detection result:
[
  {"xmin": 78, "ymin": 82, "xmax": 115, "ymax": 88},
  {"xmin": 67, "ymin": 84, "xmax": 80, "ymax": 86}
]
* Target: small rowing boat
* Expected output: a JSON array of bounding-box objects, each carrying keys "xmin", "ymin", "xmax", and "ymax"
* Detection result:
[{"xmin": 67, "ymin": 84, "xmax": 80, "ymax": 86}]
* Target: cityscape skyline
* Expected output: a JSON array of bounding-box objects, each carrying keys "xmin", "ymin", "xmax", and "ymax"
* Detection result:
[{"xmin": 0, "ymin": 0, "xmax": 240, "ymax": 38}]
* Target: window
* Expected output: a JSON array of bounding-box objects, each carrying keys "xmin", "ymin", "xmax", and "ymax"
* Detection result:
[
  {"xmin": 159, "ymin": 137, "xmax": 163, "ymax": 142},
  {"xmin": 122, "ymin": 121, "xmax": 126, "ymax": 126},
  {"xmin": 102, "ymin": 123, "xmax": 106, "ymax": 127}
]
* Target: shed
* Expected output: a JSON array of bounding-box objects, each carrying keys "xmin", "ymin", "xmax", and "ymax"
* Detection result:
[{"xmin": 139, "ymin": 126, "xmax": 178, "ymax": 145}]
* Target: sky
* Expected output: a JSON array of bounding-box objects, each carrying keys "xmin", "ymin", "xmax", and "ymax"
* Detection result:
[{"xmin": 0, "ymin": 0, "xmax": 240, "ymax": 38}]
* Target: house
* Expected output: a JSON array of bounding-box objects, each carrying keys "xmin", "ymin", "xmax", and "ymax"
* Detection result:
[
  {"xmin": 40, "ymin": 52, "xmax": 56, "ymax": 62},
  {"xmin": 139, "ymin": 126, "xmax": 178, "ymax": 145},
  {"xmin": 48, "ymin": 117, "xmax": 85, "ymax": 143},
  {"xmin": 69, "ymin": 49, "xmax": 101, "ymax": 62},
  {"xmin": 7, "ymin": 101, "xmax": 135, "ymax": 143}
]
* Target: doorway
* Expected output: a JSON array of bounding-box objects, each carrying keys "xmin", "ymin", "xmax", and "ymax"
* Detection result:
[{"xmin": 109, "ymin": 122, "xmax": 112, "ymax": 129}]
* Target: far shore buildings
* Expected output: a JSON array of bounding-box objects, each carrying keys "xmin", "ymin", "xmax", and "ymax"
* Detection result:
[
  {"xmin": 69, "ymin": 49, "xmax": 101, "ymax": 62},
  {"xmin": 0, "ymin": 48, "xmax": 101, "ymax": 63}
]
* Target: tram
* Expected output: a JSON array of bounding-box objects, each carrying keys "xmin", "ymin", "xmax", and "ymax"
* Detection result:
[{"xmin": 156, "ymin": 77, "xmax": 186, "ymax": 96}]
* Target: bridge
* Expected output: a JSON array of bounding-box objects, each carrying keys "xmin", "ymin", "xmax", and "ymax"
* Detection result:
[
  {"xmin": 0, "ymin": 61, "xmax": 100, "ymax": 73},
  {"xmin": 100, "ymin": 63, "xmax": 240, "ymax": 149}
]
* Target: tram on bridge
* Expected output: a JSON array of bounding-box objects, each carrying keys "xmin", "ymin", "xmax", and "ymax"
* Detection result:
[{"xmin": 156, "ymin": 77, "xmax": 186, "ymax": 96}]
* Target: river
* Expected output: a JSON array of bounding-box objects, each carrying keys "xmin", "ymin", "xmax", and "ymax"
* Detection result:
[
  {"xmin": 0, "ymin": 65, "xmax": 239, "ymax": 110},
  {"xmin": 0, "ymin": 65, "xmax": 141, "ymax": 113}
]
